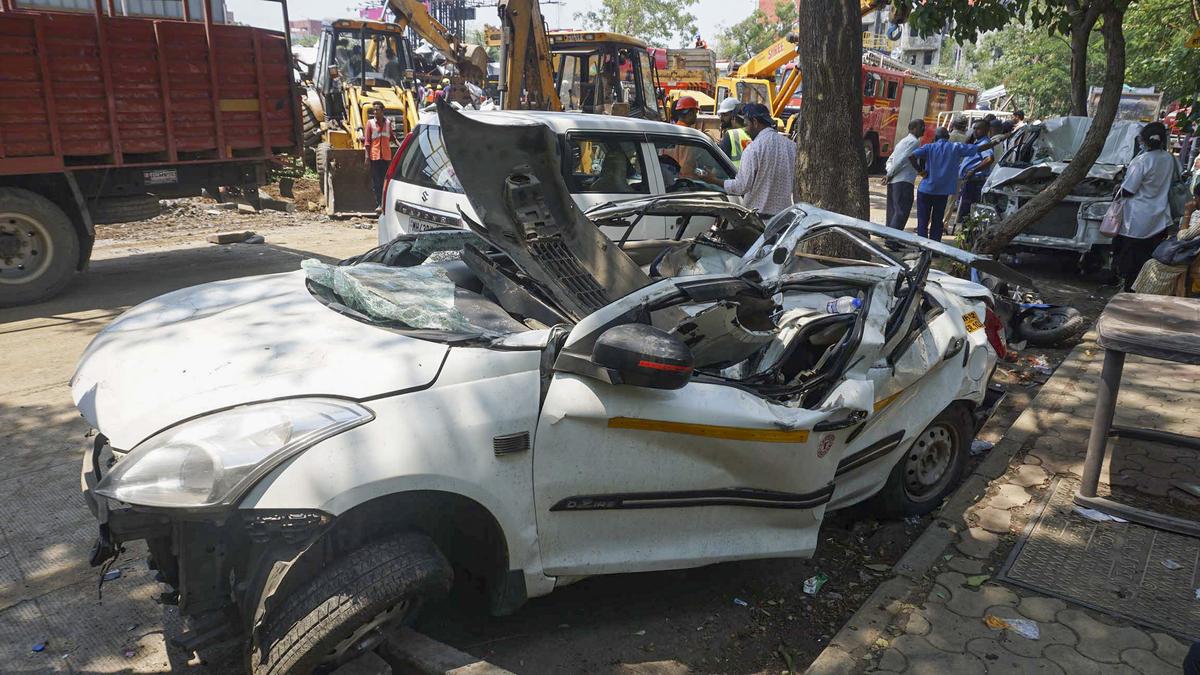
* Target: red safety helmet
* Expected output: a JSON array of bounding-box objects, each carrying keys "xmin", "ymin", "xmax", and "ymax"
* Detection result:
[{"xmin": 674, "ymin": 96, "xmax": 700, "ymax": 112}]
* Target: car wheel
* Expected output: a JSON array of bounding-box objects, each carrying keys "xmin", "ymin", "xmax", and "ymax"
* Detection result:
[
  {"xmin": 1017, "ymin": 306, "xmax": 1084, "ymax": 346},
  {"xmin": 249, "ymin": 533, "xmax": 452, "ymax": 675},
  {"xmin": 873, "ymin": 404, "xmax": 971, "ymax": 518}
]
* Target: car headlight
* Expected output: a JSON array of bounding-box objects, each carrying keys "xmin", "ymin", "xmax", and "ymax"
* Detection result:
[
  {"xmin": 94, "ymin": 398, "xmax": 373, "ymax": 509},
  {"xmin": 1084, "ymin": 201, "xmax": 1111, "ymax": 220}
]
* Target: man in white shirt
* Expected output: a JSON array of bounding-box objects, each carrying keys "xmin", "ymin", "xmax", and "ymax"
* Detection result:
[
  {"xmin": 722, "ymin": 103, "xmax": 796, "ymax": 218},
  {"xmin": 881, "ymin": 118, "xmax": 925, "ymax": 231}
]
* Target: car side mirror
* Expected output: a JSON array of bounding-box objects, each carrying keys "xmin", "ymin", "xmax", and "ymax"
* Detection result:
[{"xmin": 592, "ymin": 324, "xmax": 694, "ymax": 390}]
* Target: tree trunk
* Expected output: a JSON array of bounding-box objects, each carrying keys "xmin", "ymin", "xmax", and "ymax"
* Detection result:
[
  {"xmin": 793, "ymin": 0, "xmax": 869, "ymax": 221},
  {"xmin": 1068, "ymin": 22, "xmax": 1091, "ymax": 116},
  {"xmin": 974, "ymin": 6, "xmax": 1126, "ymax": 256}
]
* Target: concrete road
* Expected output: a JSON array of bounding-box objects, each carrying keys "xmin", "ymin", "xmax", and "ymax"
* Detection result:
[{"xmin": 0, "ymin": 223, "xmax": 376, "ymax": 673}]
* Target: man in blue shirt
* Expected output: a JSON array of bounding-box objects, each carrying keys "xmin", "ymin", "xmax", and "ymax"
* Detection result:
[
  {"xmin": 908, "ymin": 123, "xmax": 1007, "ymax": 242},
  {"xmin": 955, "ymin": 119, "xmax": 1001, "ymax": 225}
]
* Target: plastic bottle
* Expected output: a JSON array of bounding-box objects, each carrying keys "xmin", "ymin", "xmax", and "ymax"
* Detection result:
[{"xmin": 826, "ymin": 296, "xmax": 862, "ymax": 314}]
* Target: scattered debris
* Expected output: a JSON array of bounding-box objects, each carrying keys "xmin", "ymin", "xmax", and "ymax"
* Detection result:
[
  {"xmin": 354, "ymin": 222, "xmax": 374, "ymax": 230},
  {"xmin": 243, "ymin": 234, "xmax": 266, "ymax": 245},
  {"xmin": 970, "ymin": 439, "xmax": 995, "ymax": 456},
  {"xmin": 236, "ymin": 203, "xmax": 258, "ymax": 214},
  {"xmin": 733, "ymin": 598, "xmax": 749, "ymax": 607},
  {"xmin": 206, "ymin": 231, "xmax": 256, "ymax": 244},
  {"xmin": 32, "ymin": 642, "xmax": 46, "ymax": 653},
  {"xmin": 864, "ymin": 563, "xmax": 891, "ymax": 572},
  {"xmin": 985, "ymin": 615, "xmax": 1040, "ymax": 640},
  {"xmin": 965, "ymin": 574, "xmax": 990, "ymax": 588},
  {"xmin": 102, "ymin": 569, "xmax": 122, "ymax": 581},
  {"xmin": 634, "ymin": 630, "xmax": 646, "ymax": 636},
  {"xmin": 123, "ymin": 649, "xmax": 136, "ymax": 658},
  {"xmin": 1074, "ymin": 507, "xmax": 1128, "ymax": 523},
  {"xmin": 803, "ymin": 573, "xmax": 829, "ymax": 595},
  {"xmin": 1162, "ymin": 559, "xmax": 1184, "ymax": 571},
  {"xmin": 1194, "ymin": 588, "xmax": 1200, "ymax": 600}
]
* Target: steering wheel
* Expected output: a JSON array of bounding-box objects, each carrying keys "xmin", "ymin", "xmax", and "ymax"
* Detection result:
[{"xmin": 667, "ymin": 177, "xmax": 716, "ymax": 193}]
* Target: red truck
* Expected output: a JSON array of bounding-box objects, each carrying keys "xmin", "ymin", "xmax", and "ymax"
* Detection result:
[{"xmin": 0, "ymin": 0, "xmax": 300, "ymax": 307}]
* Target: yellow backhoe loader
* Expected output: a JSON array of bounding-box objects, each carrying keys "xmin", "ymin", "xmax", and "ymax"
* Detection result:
[
  {"xmin": 300, "ymin": 1, "xmax": 487, "ymax": 216},
  {"xmin": 494, "ymin": 1, "xmax": 662, "ymax": 120}
]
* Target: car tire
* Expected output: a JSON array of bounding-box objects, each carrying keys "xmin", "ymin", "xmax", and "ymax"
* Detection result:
[
  {"xmin": 0, "ymin": 187, "xmax": 80, "ymax": 308},
  {"xmin": 1017, "ymin": 306, "xmax": 1084, "ymax": 346},
  {"xmin": 248, "ymin": 533, "xmax": 453, "ymax": 675},
  {"xmin": 872, "ymin": 403, "xmax": 971, "ymax": 518}
]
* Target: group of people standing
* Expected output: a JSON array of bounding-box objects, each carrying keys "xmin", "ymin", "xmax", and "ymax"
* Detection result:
[
  {"xmin": 881, "ymin": 112, "xmax": 1022, "ymax": 242},
  {"xmin": 672, "ymin": 95, "xmax": 798, "ymax": 219}
]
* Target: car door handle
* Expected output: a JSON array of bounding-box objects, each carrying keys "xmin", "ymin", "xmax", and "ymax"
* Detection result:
[{"xmin": 814, "ymin": 408, "xmax": 869, "ymax": 431}]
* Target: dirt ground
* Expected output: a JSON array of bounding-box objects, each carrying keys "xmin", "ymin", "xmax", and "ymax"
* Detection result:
[{"xmin": 0, "ymin": 184, "xmax": 1118, "ymax": 674}]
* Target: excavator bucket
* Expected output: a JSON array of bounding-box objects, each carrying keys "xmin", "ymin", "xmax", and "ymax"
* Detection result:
[{"xmin": 323, "ymin": 148, "xmax": 379, "ymax": 216}]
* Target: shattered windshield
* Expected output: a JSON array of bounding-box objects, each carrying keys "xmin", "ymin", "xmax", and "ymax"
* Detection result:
[{"xmin": 303, "ymin": 231, "xmax": 535, "ymax": 340}]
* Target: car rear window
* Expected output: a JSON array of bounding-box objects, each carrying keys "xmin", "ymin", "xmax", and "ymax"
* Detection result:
[{"xmin": 399, "ymin": 124, "xmax": 465, "ymax": 194}]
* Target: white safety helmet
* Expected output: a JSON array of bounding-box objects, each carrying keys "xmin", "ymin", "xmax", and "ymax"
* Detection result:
[{"xmin": 717, "ymin": 96, "xmax": 741, "ymax": 115}]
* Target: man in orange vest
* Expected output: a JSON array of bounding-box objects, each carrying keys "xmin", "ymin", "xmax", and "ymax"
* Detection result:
[{"xmin": 364, "ymin": 101, "xmax": 395, "ymax": 214}]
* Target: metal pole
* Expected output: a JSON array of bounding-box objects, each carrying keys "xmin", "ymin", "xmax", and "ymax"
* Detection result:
[{"xmin": 1079, "ymin": 349, "xmax": 1125, "ymax": 498}]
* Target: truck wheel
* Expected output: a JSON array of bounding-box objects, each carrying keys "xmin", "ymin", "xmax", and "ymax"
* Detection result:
[
  {"xmin": 863, "ymin": 137, "xmax": 878, "ymax": 170},
  {"xmin": 1017, "ymin": 306, "xmax": 1084, "ymax": 346},
  {"xmin": 0, "ymin": 187, "xmax": 80, "ymax": 307},
  {"xmin": 89, "ymin": 195, "xmax": 161, "ymax": 225},
  {"xmin": 871, "ymin": 404, "xmax": 971, "ymax": 518},
  {"xmin": 249, "ymin": 533, "xmax": 452, "ymax": 675}
]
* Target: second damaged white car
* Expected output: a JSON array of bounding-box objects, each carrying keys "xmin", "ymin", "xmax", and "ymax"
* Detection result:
[{"xmin": 74, "ymin": 103, "xmax": 1023, "ymax": 673}]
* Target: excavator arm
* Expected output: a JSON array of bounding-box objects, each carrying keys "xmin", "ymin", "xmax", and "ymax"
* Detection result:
[
  {"xmin": 496, "ymin": 0, "xmax": 561, "ymax": 111},
  {"xmin": 386, "ymin": 0, "xmax": 488, "ymax": 81}
]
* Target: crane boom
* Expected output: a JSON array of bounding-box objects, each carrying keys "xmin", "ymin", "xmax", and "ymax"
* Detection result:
[
  {"xmin": 496, "ymin": 0, "xmax": 561, "ymax": 111},
  {"xmin": 386, "ymin": 0, "xmax": 488, "ymax": 81}
]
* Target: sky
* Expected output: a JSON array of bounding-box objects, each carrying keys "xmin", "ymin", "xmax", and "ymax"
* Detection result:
[{"xmin": 226, "ymin": 0, "xmax": 758, "ymax": 46}]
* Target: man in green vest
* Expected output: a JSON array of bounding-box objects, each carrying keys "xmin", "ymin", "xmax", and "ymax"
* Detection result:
[{"xmin": 717, "ymin": 97, "xmax": 751, "ymax": 169}]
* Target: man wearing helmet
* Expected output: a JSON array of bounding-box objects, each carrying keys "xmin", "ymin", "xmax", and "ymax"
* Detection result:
[{"xmin": 716, "ymin": 97, "xmax": 750, "ymax": 169}]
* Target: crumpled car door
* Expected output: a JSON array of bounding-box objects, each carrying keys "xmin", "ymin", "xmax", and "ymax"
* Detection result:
[{"xmin": 531, "ymin": 277, "xmax": 861, "ymax": 576}]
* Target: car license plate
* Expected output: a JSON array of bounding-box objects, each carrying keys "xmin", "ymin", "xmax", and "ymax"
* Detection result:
[
  {"xmin": 962, "ymin": 311, "xmax": 983, "ymax": 332},
  {"xmin": 408, "ymin": 218, "xmax": 441, "ymax": 232}
]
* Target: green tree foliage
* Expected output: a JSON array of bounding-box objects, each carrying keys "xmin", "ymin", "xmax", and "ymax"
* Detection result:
[
  {"xmin": 576, "ymin": 0, "xmax": 699, "ymax": 47},
  {"xmin": 964, "ymin": 25, "xmax": 1104, "ymax": 117},
  {"xmin": 714, "ymin": 1, "xmax": 798, "ymax": 62},
  {"xmin": 1123, "ymin": 0, "xmax": 1200, "ymax": 103}
]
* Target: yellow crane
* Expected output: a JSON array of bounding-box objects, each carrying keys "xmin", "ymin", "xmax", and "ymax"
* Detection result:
[{"xmin": 716, "ymin": 0, "xmax": 906, "ymax": 129}]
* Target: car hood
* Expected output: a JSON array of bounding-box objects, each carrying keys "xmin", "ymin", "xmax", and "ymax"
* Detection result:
[
  {"xmin": 435, "ymin": 101, "xmax": 654, "ymax": 322},
  {"xmin": 984, "ymin": 117, "xmax": 1144, "ymax": 191},
  {"xmin": 71, "ymin": 271, "xmax": 448, "ymax": 449}
]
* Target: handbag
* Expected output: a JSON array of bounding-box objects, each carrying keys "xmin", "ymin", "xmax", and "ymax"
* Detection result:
[
  {"xmin": 1151, "ymin": 236, "xmax": 1200, "ymax": 266},
  {"xmin": 1099, "ymin": 190, "xmax": 1124, "ymax": 237}
]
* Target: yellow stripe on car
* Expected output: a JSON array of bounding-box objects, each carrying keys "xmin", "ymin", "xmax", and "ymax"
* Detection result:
[
  {"xmin": 608, "ymin": 417, "xmax": 810, "ymax": 443},
  {"xmin": 874, "ymin": 390, "xmax": 903, "ymax": 412}
]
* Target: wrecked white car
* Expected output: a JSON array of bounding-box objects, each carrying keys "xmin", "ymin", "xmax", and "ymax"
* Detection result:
[
  {"xmin": 74, "ymin": 104, "xmax": 1021, "ymax": 674},
  {"xmin": 973, "ymin": 117, "xmax": 1189, "ymax": 271}
]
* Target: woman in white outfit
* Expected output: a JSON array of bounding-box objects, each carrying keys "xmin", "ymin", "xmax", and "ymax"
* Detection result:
[{"xmin": 1114, "ymin": 122, "xmax": 1176, "ymax": 291}]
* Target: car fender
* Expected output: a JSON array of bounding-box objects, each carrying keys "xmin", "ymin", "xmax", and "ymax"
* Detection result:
[{"xmin": 238, "ymin": 347, "xmax": 554, "ymax": 597}]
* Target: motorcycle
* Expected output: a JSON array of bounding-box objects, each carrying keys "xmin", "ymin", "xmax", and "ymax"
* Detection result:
[{"xmin": 971, "ymin": 269, "xmax": 1084, "ymax": 348}]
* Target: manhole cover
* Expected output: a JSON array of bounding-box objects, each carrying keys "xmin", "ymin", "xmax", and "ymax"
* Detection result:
[{"xmin": 997, "ymin": 476, "xmax": 1200, "ymax": 641}]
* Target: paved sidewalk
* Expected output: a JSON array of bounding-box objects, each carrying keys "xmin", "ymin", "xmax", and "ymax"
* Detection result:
[{"xmin": 807, "ymin": 334, "xmax": 1198, "ymax": 674}]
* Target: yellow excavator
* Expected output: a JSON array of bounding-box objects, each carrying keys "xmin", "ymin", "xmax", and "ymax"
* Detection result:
[
  {"xmin": 301, "ymin": 1, "xmax": 487, "ymax": 215},
  {"xmin": 494, "ymin": 0, "xmax": 663, "ymax": 119},
  {"xmin": 716, "ymin": 0, "xmax": 907, "ymax": 134}
]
